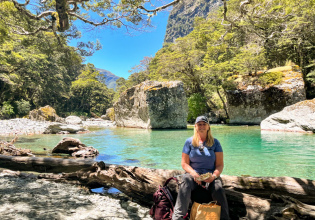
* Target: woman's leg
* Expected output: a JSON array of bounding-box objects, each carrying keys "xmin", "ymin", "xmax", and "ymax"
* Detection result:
[
  {"xmin": 208, "ymin": 178, "xmax": 230, "ymax": 220},
  {"xmin": 172, "ymin": 173, "xmax": 197, "ymax": 220}
]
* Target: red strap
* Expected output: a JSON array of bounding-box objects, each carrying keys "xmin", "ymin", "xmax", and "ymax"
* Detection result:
[{"xmin": 163, "ymin": 177, "xmax": 179, "ymax": 187}]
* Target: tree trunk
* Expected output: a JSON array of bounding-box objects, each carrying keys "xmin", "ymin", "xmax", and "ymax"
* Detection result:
[{"xmin": 1, "ymin": 156, "xmax": 315, "ymax": 219}]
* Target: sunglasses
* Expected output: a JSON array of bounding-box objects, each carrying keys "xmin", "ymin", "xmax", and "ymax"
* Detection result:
[{"xmin": 199, "ymin": 143, "xmax": 205, "ymax": 152}]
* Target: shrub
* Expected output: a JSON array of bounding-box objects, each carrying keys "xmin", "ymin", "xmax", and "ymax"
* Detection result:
[
  {"xmin": 257, "ymin": 71, "xmax": 283, "ymax": 87},
  {"xmin": 187, "ymin": 93, "xmax": 208, "ymax": 123},
  {"xmin": 1, "ymin": 101, "xmax": 15, "ymax": 119},
  {"xmin": 14, "ymin": 99, "xmax": 31, "ymax": 117},
  {"xmin": 107, "ymin": 108, "xmax": 115, "ymax": 121}
]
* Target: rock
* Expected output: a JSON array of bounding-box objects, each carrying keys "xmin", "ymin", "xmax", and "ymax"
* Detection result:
[
  {"xmin": 261, "ymin": 99, "xmax": 315, "ymax": 133},
  {"xmin": 52, "ymin": 137, "xmax": 99, "ymax": 158},
  {"xmin": 43, "ymin": 122, "xmax": 87, "ymax": 134},
  {"xmin": 82, "ymin": 119, "xmax": 116, "ymax": 127},
  {"xmin": 29, "ymin": 105, "xmax": 64, "ymax": 122},
  {"xmin": 101, "ymin": 108, "xmax": 115, "ymax": 121},
  {"xmin": 114, "ymin": 81, "xmax": 188, "ymax": 129},
  {"xmin": 164, "ymin": 0, "xmax": 222, "ymax": 43},
  {"xmin": 65, "ymin": 116, "xmax": 82, "ymax": 125},
  {"xmin": 226, "ymin": 66, "xmax": 306, "ymax": 124}
]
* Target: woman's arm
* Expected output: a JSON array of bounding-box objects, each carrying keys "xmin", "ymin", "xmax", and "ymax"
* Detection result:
[
  {"xmin": 205, "ymin": 152, "xmax": 224, "ymax": 183},
  {"xmin": 181, "ymin": 153, "xmax": 201, "ymax": 185}
]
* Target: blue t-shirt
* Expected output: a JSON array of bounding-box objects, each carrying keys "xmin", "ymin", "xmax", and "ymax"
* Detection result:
[{"xmin": 182, "ymin": 137, "xmax": 223, "ymax": 174}]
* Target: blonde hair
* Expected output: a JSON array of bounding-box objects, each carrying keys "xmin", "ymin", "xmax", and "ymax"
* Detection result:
[{"xmin": 192, "ymin": 124, "xmax": 214, "ymax": 147}]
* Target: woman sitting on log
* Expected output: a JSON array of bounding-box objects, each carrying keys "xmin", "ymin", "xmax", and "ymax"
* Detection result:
[{"xmin": 172, "ymin": 116, "xmax": 230, "ymax": 220}]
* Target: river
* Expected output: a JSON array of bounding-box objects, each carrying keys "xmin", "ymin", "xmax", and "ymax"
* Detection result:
[{"xmin": 8, "ymin": 125, "xmax": 315, "ymax": 180}]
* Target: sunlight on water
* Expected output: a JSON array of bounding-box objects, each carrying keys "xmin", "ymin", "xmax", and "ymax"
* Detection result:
[{"xmin": 6, "ymin": 125, "xmax": 315, "ymax": 180}]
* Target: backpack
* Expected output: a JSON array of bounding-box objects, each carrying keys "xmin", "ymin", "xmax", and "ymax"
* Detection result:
[{"xmin": 150, "ymin": 177, "xmax": 179, "ymax": 220}]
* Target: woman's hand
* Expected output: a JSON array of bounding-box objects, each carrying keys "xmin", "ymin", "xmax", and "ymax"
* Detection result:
[
  {"xmin": 192, "ymin": 173, "xmax": 202, "ymax": 185},
  {"xmin": 204, "ymin": 176, "xmax": 215, "ymax": 183}
]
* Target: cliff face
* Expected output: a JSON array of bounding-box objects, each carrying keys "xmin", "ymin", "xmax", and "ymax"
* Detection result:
[
  {"xmin": 114, "ymin": 81, "xmax": 188, "ymax": 129},
  {"xmin": 226, "ymin": 66, "xmax": 306, "ymax": 125},
  {"xmin": 164, "ymin": 0, "xmax": 221, "ymax": 43}
]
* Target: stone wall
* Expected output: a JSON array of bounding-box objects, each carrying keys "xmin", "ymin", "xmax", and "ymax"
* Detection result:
[
  {"xmin": 226, "ymin": 66, "xmax": 306, "ymax": 125},
  {"xmin": 114, "ymin": 81, "xmax": 188, "ymax": 129}
]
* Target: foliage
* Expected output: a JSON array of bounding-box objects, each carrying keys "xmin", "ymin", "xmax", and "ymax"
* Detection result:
[
  {"xmin": 69, "ymin": 64, "xmax": 114, "ymax": 116},
  {"xmin": 107, "ymin": 108, "xmax": 115, "ymax": 121},
  {"xmin": 14, "ymin": 99, "xmax": 31, "ymax": 117},
  {"xmin": 2, "ymin": 0, "xmax": 180, "ymax": 34},
  {"xmin": 257, "ymin": 72, "xmax": 283, "ymax": 87},
  {"xmin": 187, "ymin": 93, "xmax": 208, "ymax": 123},
  {"xmin": 0, "ymin": 101, "xmax": 14, "ymax": 119}
]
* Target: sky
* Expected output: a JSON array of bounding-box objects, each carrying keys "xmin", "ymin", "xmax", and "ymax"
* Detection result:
[{"xmin": 70, "ymin": 11, "xmax": 170, "ymax": 79}]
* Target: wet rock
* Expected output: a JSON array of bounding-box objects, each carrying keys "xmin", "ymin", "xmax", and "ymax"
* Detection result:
[{"xmin": 52, "ymin": 137, "xmax": 99, "ymax": 158}]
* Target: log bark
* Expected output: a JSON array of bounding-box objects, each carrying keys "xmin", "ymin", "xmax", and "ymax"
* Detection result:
[
  {"xmin": 0, "ymin": 155, "xmax": 95, "ymax": 173},
  {"xmin": 1, "ymin": 156, "xmax": 315, "ymax": 219}
]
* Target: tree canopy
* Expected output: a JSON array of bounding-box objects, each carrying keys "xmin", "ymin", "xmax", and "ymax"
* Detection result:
[{"xmin": 2, "ymin": 0, "xmax": 180, "ymax": 34}]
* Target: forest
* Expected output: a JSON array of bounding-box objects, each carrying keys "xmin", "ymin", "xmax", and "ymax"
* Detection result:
[{"xmin": 1, "ymin": 0, "xmax": 315, "ymax": 121}]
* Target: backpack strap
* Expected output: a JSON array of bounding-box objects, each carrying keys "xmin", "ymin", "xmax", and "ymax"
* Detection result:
[
  {"xmin": 160, "ymin": 186, "xmax": 175, "ymax": 209},
  {"xmin": 163, "ymin": 177, "xmax": 179, "ymax": 187}
]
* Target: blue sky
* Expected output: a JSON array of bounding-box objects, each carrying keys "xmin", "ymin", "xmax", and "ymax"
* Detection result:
[{"xmin": 70, "ymin": 11, "xmax": 170, "ymax": 79}]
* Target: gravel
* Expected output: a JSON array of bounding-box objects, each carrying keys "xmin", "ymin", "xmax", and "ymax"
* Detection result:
[
  {"xmin": 0, "ymin": 118, "xmax": 115, "ymax": 136},
  {"xmin": 0, "ymin": 172, "xmax": 151, "ymax": 220}
]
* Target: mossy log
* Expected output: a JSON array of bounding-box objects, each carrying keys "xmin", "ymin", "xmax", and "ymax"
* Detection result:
[{"xmin": 1, "ymin": 156, "xmax": 315, "ymax": 219}]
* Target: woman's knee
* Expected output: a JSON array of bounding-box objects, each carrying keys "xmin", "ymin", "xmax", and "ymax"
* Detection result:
[{"xmin": 179, "ymin": 174, "xmax": 195, "ymax": 190}]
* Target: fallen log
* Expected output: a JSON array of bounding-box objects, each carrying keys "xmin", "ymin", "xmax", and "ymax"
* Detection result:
[
  {"xmin": 0, "ymin": 155, "xmax": 95, "ymax": 173},
  {"xmin": 1, "ymin": 156, "xmax": 315, "ymax": 219}
]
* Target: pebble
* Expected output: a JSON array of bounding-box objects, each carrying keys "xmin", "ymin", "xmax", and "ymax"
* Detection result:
[{"xmin": 0, "ymin": 175, "xmax": 151, "ymax": 220}]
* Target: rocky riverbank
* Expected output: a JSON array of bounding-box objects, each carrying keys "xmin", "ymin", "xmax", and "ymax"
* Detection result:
[
  {"xmin": 0, "ymin": 118, "xmax": 116, "ymax": 136},
  {"xmin": 0, "ymin": 170, "xmax": 151, "ymax": 220}
]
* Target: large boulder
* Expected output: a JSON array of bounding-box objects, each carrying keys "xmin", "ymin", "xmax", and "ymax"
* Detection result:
[
  {"xmin": 52, "ymin": 137, "xmax": 99, "ymax": 158},
  {"xmin": 114, "ymin": 81, "xmax": 188, "ymax": 129},
  {"xmin": 226, "ymin": 66, "xmax": 306, "ymax": 125},
  {"xmin": 65, "ymin": 116, "xmax": 82, "ymax": 125},
  {"xmin": 43, "ymin": 122, "xmax": 87, "ymax": 134},
  {"xmin": 261, "ymin": 99, "xmax": 315, "ymax": 133},
  {"xmin": 29, "ymin": 105, "xmax": 64, "ymax": 122}
]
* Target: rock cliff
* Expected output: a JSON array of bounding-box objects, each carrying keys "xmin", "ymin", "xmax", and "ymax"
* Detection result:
[
  {"xmin": 261, "ymin": 99, "xmax": 315, "ymax": 133},
  {"xmin": 164, "ymin": 0, "xmax": 221, "ymax": 43},
  {"xmin": 226, "ymin": 66, "xmax": 306, "ymax": 125},
  {"xmin": 114, "ymin": 81, "xmax": 188, "ymax": 129}
]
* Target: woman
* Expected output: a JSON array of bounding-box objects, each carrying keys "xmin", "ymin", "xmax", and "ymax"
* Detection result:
[{"xmin": 172, "ymin": 116, "xmax": 230, "ymax": 220}]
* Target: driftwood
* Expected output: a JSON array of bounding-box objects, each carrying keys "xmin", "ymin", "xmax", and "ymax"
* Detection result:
[
  {"xmin": 1, "ymin": 156, "xmax": 315, "ymax": 219},
  {"xmin": 0, "ymin": 136, "xmax": 34, "ymax": 156},
  {"xmin": 0, "ymin": 155, "xmax": 95, "ymax": 173}
]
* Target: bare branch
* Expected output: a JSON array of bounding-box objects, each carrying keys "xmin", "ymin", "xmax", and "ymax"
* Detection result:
[
  {"xmin": 138, "ymin": 0, "xmax": 180, "ymax": 13},
  {"xmin": 11, "ymin": 0, "xmax": 54, "ymax": 20},
  {"xmin": 15, "ymin": 0, "xmax": 30, "ymax": 6},
  {"xmin": 10, "ymin": 24, "xmax": 53, "ymax": 35}
]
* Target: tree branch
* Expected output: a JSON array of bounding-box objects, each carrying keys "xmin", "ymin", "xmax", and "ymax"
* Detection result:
[{"xmin": 138, "ymin": 0, "xmax": 181, "ymax": 13}]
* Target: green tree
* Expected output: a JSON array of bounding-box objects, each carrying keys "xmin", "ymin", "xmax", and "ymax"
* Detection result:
[{"xmin": 69, "ymin": 63, "xmax": 114, "ymax": 116}]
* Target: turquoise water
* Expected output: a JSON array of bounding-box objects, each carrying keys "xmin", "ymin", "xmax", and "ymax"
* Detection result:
[{"xmin": 6, "ymin": 125, "xmax": 315, "ymax": 180}]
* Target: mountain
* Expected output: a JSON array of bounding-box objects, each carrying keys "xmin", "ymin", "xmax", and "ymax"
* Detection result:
[
  {"xmin": 164, "ymin": 0, "xmax": 222, "ymax": 43},
  {"xmin": 96, "ymin": 68, "xmax": 120, "ymax": 90}
]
